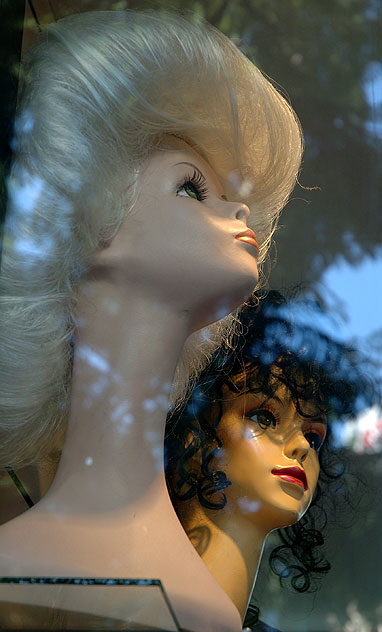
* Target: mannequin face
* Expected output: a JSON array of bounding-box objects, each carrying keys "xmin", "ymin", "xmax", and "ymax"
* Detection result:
[
  {"xmin": 97, "ymin": 138, "xmax": 259, "ymax": 326},
  {"xmin": 214, "ymin": 380, "xmax": 325, "ymax": 531}
]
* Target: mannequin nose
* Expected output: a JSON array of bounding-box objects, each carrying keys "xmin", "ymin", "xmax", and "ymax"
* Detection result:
[
  {"xmin": 283, "ymin": 431, "xmax": 310, "ymax": 464},
  {"xmin": 235, "ymin": 203, "xmax": 250, "ymax": 222}
]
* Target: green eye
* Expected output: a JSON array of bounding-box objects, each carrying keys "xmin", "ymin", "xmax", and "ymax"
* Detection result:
[
  {"xmin": 177, "ymin": 170, "xmax": 208, "ymax": 202},
  {"xmin": 247, "ymin": 408, "xmax": 277, "ymax": 429},
  {"xmin": 181, "ymin": 182, "xmax": 199, "ymax": 199}
]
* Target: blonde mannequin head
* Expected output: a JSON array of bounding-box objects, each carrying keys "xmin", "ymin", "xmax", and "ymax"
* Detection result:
[{"xmin": 0, "ymin": 10, "xmax": 302, "ymax": 466}]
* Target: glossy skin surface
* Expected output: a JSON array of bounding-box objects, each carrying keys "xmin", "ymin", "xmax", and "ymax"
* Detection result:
[
  {"xmin": 171, "ymin": 380, "xmax": 326, "ymax": 619},
  {"xmin": 216, "ymin": 382, "xmax": 326, "ymax": 532},
  {"xmin": 97, "ymin": 139, "xmax": 259, "ymax": 329}
]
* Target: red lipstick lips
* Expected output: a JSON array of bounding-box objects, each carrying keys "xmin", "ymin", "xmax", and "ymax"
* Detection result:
[
  {"xmin": 235, "ymin": 228, "xmax": 259, "ymax": 250},
  {"xmin": 271, "ymin": 467, "xmax": 308, "ymax": 491}
]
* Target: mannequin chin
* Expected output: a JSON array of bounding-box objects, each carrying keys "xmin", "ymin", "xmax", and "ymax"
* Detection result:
[
  {"xmin": 215, "ymin": 383, "xmax": 321, "ymax": 531},
  {"xmin": 167, "ymin": 382, "xmax": 321, "ymax": 618},
  {"xmin": 94, "ymin": 140, "xmax": 259, "ymax": 330}
]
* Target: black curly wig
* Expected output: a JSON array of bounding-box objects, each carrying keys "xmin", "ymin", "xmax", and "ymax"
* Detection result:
[{"xmin": 165, "ymin": 290, "xmax": 377, "ymax": 620}]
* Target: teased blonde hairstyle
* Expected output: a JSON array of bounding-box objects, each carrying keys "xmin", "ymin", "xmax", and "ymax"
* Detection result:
[{"xmin": 0, "ymin": 10, "xmax": 302, "ymax": 466}]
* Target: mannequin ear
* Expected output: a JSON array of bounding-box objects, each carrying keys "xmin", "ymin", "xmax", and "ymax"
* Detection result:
[
  {"xmin": 86, "ymin": 219, "xmax": 136, "ymax": 281},
  {"xmin": 183, "ymin": 431, "xmax": 203, "ymax": 479},
  {"xmin": 184, "ymin": 431, "xmax": 195, "ymax": 450},
  {"xmin": 97, "ymin": 236, "xmax": 115, "ymax": 251}
]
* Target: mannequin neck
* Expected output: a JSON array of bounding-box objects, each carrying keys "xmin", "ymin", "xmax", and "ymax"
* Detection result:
[
  {"xmin": 176, "ymin": 500, "xmax": 267, "ymax": 619},
  {"xmin": 44, "ymin": 276, "xmax": 192, "ymax": 513}
]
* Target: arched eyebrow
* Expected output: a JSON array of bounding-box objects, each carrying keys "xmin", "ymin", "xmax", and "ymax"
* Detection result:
[
  {"xmin": 174, "ymin": 161, "xmax": 204, "ymax": 178},
  {"xmin": 249, "ymin": 392, "xmax": 284, "ymax": 407}
]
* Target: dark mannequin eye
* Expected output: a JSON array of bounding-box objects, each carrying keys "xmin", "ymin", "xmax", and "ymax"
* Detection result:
[
  {"xmin": 247, "ymin": 408, "xmax": 277, "ymax": 429},
  {"xmin": 179, "ymin": 182, "xmax": 199, "ymax": 200},
  {"xmin": 177, "ymin": 170, "xmax": 208, "ymax": 202},
  {"xmin": 304, "ymin": 431, "xmax": 324, "ymax": 451}
]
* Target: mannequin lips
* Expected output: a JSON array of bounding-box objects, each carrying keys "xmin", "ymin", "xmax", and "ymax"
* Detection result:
[
  {"xmin": 235, "ymin": 229, "xmax": 259, "ymax": 250},
  {"xmin": 271, "ymin": 467, "xmax": 308, "ymax": 491}
]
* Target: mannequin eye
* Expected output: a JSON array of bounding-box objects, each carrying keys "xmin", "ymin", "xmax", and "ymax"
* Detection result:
[
  {"xmin": 302, "ymin": 422, "xmax": 327, "ymax": 452},
  {"xmin": 246, "ymin": 408, "xmax": 277, "ymax": 429},
  {"xmin": 177, "ymin": 170, "xmax": 208, "ymax": 202}
]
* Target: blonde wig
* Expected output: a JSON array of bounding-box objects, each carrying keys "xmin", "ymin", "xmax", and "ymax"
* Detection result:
[{"xmin": 0, "ymin": 10, "xmax": 303, "ymax": 466}]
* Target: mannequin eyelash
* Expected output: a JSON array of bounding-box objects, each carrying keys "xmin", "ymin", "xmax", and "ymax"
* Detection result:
[
  {"xmin": 178, "ymin": 169, "xmax": 208, "ymax": 201},
  {"xmin": 243, "ymin": 397, "xmax": 282, "ymax": 431},
  {"xmin": 246, "ymin": 403, "xmax": 281, "ymax": 425}
]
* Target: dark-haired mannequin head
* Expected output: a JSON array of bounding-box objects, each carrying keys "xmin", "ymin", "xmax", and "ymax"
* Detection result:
[
  {"xmin": 212, "ymin": 380, "xmax": 322, "ymax": 530},
  {"xmin": 167, "ymin": 374, "xmax": 323, "ymax": 618},
  {"xmin": 166, "ymin": 291, "xmax": 374, "ymax": 621}
]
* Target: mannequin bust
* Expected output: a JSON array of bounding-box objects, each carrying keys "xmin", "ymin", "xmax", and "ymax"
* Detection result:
[
  {"xmin": 165, "ymin": 291, "xmax": 375, "ymax": 627},
  {"xmin": 0, "ymin": 11, "xmax": 302, "ymax": 631}
]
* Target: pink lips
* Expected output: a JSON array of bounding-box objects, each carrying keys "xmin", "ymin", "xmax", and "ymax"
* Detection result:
[
  {"xmin": 235, "ymin": 228, "xmax": 259, "ymax": 250},
  {"xmin": 271, "ymin": 467, "xmax": 308, "ymax": 491}
]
